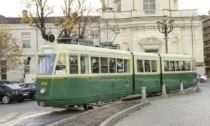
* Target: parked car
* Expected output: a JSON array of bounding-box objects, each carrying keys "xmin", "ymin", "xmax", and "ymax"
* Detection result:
[
  {"xmin": 0, "ymin": 80, "xmax": 10, "ymax": 84},
  {"xmin": 197, "ymin": 74, "xmax": 208, "ymax": 83},
  {"xmin": 0, "ymin": 84, "xmax": 24, "ymax": 104},
  {"xmin": 9, "ymin": 81, "xmax": 20, "ymax": 84},
  {"xmin": 19, "ymin": 82, "xmax": 36, "ymax": 100}
]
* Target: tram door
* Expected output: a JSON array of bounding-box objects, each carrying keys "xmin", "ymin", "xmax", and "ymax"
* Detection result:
[{"xmin": 51, "ymin": 54, "xmax": 69, "ymax": 98}]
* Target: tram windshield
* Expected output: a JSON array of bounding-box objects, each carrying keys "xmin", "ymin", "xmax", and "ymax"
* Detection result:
[{"xmin": 38, "ymin": 54, "xmax": 56, "ymax": 75}]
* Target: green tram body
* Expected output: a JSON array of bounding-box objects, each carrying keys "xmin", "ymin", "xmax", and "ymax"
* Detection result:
[
  {"xmin": 160, "ymin": 54, "xmax": 197, "ymax": 91},
  {"xmin": 36, "ymin": 42, "xmax": 197, "ymax": 107}
]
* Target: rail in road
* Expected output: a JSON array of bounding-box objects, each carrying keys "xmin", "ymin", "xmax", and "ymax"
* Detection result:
[{"xmin": 1, "ymin": 108, "xmax": 85, "ymax": 126}]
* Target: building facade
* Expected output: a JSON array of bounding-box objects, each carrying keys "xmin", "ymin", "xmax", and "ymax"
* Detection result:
[
  {"xmin": 203, "ymin": 12, "xmax": 210, "ymax": 77},
  {"xmin": 0, "ymin": 0, "xmax": 206, "ymax": 81},
  {"xmin": 0, "ymin": 16, "xmax": 60, "ymax": 81},
  {"xmin": 100, "ymin": 0, "xmax": 205, "ymax": 73},
  {"xmin": 0, "ymin": 16, "xmax": 99, "ymax": 81}
]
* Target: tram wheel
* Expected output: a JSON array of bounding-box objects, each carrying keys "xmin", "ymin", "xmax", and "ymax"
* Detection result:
[
  {"xmin": 83, "ymin": 104, "xmax": 94, "ymax": 110},
  {"xmin": 83, "ymin": 104, "xmax": 88, "ymax": 109}
]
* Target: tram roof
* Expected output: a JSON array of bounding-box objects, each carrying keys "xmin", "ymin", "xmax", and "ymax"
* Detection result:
[
  {"xmin": 159, "ymin": 53, "xmax": 193, "ymax": 58},
  {"xmin": 39, "ymin": 44, "xmax": 131, "ymax": 55},
  {"xmin": 132, "ymin": 52, "xmax": 193, "ymax": 58},
  {"xmin": 132, "ymin": 52, "xmax": 159, "ymax": 57},
  {"xmin": 39, "ymin": 44, "xmax": 194, "ymax": 59}
]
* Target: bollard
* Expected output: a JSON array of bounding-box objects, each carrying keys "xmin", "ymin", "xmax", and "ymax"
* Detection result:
[
  {"xmin": 161, "ymin": 84, "xmax": 167, "ymax": 97},
  {"xmin": 196, "ymin": 79, "xmax": 201, "ymax": 92},
  {"xmin": 140, "ymin": 86, "xmax": 147, "ymax": 102},
  {"xmin": 179, "ymin": 81, "xmax": 185, "ymax": 94}
]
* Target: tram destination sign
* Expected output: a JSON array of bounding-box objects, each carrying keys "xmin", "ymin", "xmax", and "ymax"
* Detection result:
[{"xmin": 42, "ymin": 48, "xmax": 54, "ymax": 53}]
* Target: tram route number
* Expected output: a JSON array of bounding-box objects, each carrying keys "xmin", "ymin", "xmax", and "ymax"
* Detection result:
[{"xmin": 41, "ymin": 82, "xmax": 48, "ymax": 86}]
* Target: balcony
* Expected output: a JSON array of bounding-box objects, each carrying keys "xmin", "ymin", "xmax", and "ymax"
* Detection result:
[{"xmin": 101, "ymin": 9, "xmax": 198, "ymax": 19}]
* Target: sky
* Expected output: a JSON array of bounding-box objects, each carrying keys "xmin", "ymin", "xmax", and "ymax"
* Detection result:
[{"xmin": 0, "ymin": 0, "xmax": 209, "ymax": 17}]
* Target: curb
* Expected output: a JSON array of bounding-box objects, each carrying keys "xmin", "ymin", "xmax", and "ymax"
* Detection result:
[{"xmin": 99, "ymin": 101, "xmax": 150, "ymax": 126}]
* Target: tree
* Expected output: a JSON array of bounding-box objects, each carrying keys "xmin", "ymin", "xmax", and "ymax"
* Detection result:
[
  {"xmin": 21, "ymin": 0, "xmax": 96, "ymax": 40},
  {"xmin": 21, "ymin": 0, "xmax": 54, "ymax": 41},
  {"xmin": 0, "ymin": 25, "xmax": 21, "ymax": 71},
  {"xmin": 58, "ymin": 0, "xmax": 95, "ymax": 39}
]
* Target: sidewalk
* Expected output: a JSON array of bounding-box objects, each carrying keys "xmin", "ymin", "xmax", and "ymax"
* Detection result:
[{"xmin": 113, "ymin": 81, "xmax": 210, "ymax": 126}]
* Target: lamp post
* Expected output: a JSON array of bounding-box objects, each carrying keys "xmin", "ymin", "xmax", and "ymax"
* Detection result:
[{"xmin": 157, "ymin": 19, "xmax": 174, "ymax": 53}]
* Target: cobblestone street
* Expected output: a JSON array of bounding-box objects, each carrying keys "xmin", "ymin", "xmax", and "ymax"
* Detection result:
[{"xmin": 114, "ymin": 80, "xmax": 210, "ymax": 126}]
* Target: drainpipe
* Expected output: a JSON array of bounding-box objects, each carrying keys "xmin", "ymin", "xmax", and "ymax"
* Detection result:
[
  {"xmin": 169, "ymin": 0, "xmax": 171, "ymax": 17},
  {"xmin": 169, "ymin": 0, "xmax": 171, "ymax": 10},
  {"xmin": 191, "ymin": 17, "xmax": 194, "ymax": 57},
  {"xmin": 36, "ymin": 28, "xmax": 38, "ymax": 50},
  {"xmin": 133, "ymin": 0, "xmax": 135, "ymax": 10}
]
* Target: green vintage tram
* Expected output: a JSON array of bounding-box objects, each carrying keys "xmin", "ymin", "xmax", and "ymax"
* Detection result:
[{"xmin": 36, "ymin": 36, "xmax": 197, "ymax": 108}]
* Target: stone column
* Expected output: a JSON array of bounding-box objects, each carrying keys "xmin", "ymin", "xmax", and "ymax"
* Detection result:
[
  {"xmin": 179, "ymin": 81, "xmax": 185, "ymax": 94},
  {"xmin": 140, "ymin": 86, "xmax": 147, "ymax": 102},
  {"xmin": 196, "ymin": 79, "xmax": 201, "ymax": 92},
  {"xmin": 161, "ymin": 84, "xmax": 168, "ymax": 97}
]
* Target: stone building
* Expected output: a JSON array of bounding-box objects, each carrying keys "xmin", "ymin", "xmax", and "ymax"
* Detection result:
[
  {"xmin": 203, "ymin": 11, "xmax": 210, "ymax": 77},
  {"xmin": 0, "ymin": 15, "xmax": 99, "ymax": 81},
  {"xmin": 100, "ymin": 0, "xmax": 205, "ymax": 73},
  {"xmin": 0, "ymin": 0, "xmax": 206, "ymax": 81},
  {"xmin": 0, "ymin": 15, "xmax": 60, "ymax": 81}
]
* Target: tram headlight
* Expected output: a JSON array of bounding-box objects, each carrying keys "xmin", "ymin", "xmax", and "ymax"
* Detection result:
[{"xmin": 40, "ymin": 88, "xmax": 46, "ymax": 94}]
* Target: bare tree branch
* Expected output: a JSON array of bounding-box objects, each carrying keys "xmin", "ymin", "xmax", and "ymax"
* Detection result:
[
  {"xmin": 21, "ymin": 0, "xmax": 54, "ymax": 41},
  {"xmin": 58, "ymin": 0, "xmax": 95, "ymax": 39}
]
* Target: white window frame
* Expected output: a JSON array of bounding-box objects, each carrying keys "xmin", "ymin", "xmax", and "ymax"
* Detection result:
[
  {"xmin": 22, "ymin": 33, "xmax": 31, "ymax": 48},
  {"xmin": 143, "ymin": 0, "xmax": 156, "ymax": 14}
]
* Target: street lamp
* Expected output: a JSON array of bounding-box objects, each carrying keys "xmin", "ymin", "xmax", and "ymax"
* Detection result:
[{"xmin": 157, "ymin": 19, "xmax": 174, "ymax": 53}]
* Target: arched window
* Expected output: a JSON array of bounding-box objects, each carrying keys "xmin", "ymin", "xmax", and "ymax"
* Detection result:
[{"xmin": 117, "ymin": 3, "xmax": 121, "ymax": 12}]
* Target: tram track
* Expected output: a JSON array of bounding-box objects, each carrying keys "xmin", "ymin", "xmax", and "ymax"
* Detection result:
[
  {"xmin": 51, "ymin": 99, "xmax": 143, "ymax": 126},
  {"xmin": 1, "ymin": 98, "xmax": 143, "ymax": 126},
  {"xmin": 1, "ymin": 108, "xmax": 86, "ymax": 126}
]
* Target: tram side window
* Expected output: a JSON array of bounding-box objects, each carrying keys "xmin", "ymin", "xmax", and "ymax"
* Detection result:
[
  {"xmin": 170, "ymin": 61, "xmax": 175, "ymax": 71},
  {"xmin": 144, "ymin": 60, "xmax": 150, "ymax": 72},
  {"xmin": 55, "ymin": 54, "xmax": 67, "ymax": 74},
  {"xmin": 81, "ymin": 55, "xmax": 89, "ymax": 74},
  {"xmin": 137, "ymin": 60, "xmax": 144, "ymax": 72},
  {"xmin": 69, "ymin": 55, "xmax": 78, "ymax": 74},
  {"xmin": 117, "ymin": 58, "xmax": 123, "ymax": 73},
  {"xmin": 175, "ymin": 61, "xmax": 179, "ymax": 71},
  {"xmin": 176, "ymin": 61, "xmax": 186, "ymax": 71},
  {"xmin": 164, "ymin": 61, "xmax": 169, "ymax": 72},
  {"xmin": 185, "ymin": 61, "xmax": 191, "ymax": 71},
  {"xmin": 109, "ymin": 58, "xmax": 116, "ymax": 73},
  {"xmin": 92, "ymin": 57, "xmax": 99, "ymax": 73},
  {"xmin": 101, "ymin": 57, "xmax": 108, "ymax": 73},
  {"xmin": 124, "ymin": 59, "xmax": 130, "ymax": 73},
  {"xmin": 151, "ymin": 60, "xmax": 157, "ymax": 72},
  {"xmin": 181, "ymin": 61, "xmax": 186, "ymax": 71}
]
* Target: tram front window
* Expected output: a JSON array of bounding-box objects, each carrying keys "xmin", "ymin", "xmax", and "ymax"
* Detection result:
[
  {"xmin": 55, "ymin": 54, "xmax": 67, "ymax": 74},
  {"xmin": 38, "ymin": 54, "xmax": 56, "ymax": 75}
]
